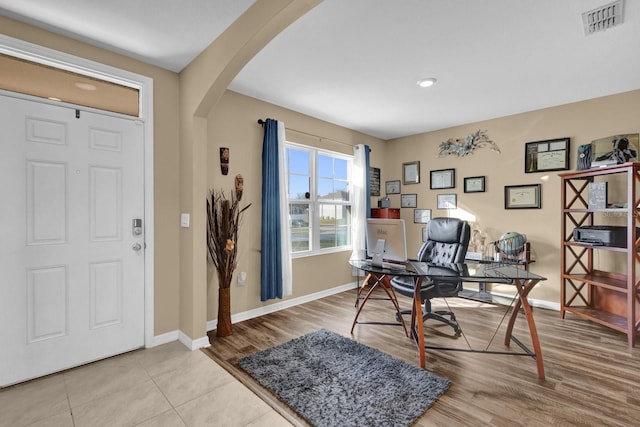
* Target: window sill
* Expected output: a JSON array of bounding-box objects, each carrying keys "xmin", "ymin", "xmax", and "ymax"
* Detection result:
[{"xmin": 291, "ymin": 246, "xmax": 352, "ymax": 259}]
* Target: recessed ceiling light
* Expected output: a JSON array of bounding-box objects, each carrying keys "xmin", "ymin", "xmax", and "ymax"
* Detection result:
[
  {"xmin": 75, "ymin": 82, "xmax": 97, "ymax": 91},
  {"xmin": 417, "ymin": 77, "xmax": 437, "ymax": 88}
]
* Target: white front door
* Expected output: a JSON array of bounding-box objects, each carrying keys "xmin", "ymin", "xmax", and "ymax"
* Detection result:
[{"xmin": 0, "ymin": 94, "xmax": 145, "ymax": 387}]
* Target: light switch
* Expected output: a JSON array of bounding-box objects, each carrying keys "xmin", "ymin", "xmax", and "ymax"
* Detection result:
[{"xmin": 181, "ymin": 213, "xmax": 190, "ymax": 228}]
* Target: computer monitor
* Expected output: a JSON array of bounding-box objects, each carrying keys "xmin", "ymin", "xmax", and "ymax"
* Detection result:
[{"xmin": 366, "ymin": 218, "xmax": 408, "ymax": 266}]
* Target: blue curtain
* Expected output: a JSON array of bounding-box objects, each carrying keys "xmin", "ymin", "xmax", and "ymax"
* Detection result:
[
  {"xmin": 261, "ymin": 119, "xmax": 283, "ymax": 300},
  {"xmin": 365, "ymin": 146, "xmax": 371, "ymax": 218}
]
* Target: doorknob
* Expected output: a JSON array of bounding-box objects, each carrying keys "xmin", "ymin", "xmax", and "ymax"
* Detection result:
[{"xmin": 132, "ymin": 243, "xmax": 142, "ymax": 252}]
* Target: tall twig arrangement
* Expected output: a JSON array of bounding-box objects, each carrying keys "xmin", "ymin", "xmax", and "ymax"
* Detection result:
[{"xmin": 206, "ymin": 187, "xmax": 250, "ymax": 336}]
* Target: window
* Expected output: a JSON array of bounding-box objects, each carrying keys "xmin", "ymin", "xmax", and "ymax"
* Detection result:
[{"xmin": 286, "ymin": 143, "xmax": 352, "ymax": 255}]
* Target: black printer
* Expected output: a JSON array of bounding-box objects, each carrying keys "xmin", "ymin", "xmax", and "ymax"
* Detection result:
[{"xmin": 572, "ymin": 226, "xmax": 636, "ymax": 248}]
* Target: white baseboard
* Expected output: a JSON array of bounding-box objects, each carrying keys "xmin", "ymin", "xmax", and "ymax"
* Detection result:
[
  {"xmin": 155, "ymin": 282, "xmax": 557, "ymax": 351},
  {"xmin": 178, "ymin": 331, "xmax": 210, "ymax": 350},
  {"xmin": 527, "ymin": 297, "xmax": 560, "ymax": 311},
  {"xmin": 147, "ymin": 281, "xmax": 358, "ymax": 351},
  {"xmin": 462, "ymin": 287, "xmax": 560, "ymax": 311},
  {"xmin": 149, "ymin": 330, "xmax": 179, "ymax": 347},
  {"xmin": 206, "ymin": 281, "xmax": 359, "ymax": 333},
  {"xmin": 149, "ymin": 330, "xmax": 209, "ymax": 351}
]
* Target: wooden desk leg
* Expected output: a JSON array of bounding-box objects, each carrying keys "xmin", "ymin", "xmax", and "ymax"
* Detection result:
[
  {"xmin": 381, "ymin": 282, "xmax": 410, "ymax": 338},
  {"xmin": 355, "ymin": 273, "xmax": 373, "ymax": 307},
  {"xmin": 350, "ymin": 273, "xmax": 410, "ymax": 337},
  {"xmin": 505, "ymin": 279, "xmax": 545, "ymax": 380},
  {"xmin": 410, "ymin": 277, "xmax": 426, "ymax": 369},
  {"xmin": 355, "ymin": 273, "xmax": 378, "ymax": 308},
  {"xmin": 350, "ymin": 273, "xmax": 378, "ymax": 333}
]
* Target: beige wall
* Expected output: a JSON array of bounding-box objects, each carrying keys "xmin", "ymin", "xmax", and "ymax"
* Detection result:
[
  {"xmin": 177, "ymin": 0, "xmax": 322, "ymax": 340},
  {"xmin": 386, "ymin": 89, "xmax": 640, "ymax": 302},
  {"xmin": 206, "ymin": 90, "xmax": 385, "ymax": 318},
  {"xmin": 0, "ymin": 16, "xmax": 182, "ymax": 336},
  {"xmin": 4, "ymin": 9, "xmax": 639, "ymax": 340},
  {"xmin": 205, "ymin": 88, "xmax": 640, "ymax": 316}
]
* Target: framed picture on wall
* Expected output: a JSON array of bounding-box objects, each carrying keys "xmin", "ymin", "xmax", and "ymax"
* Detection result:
[
  {"xmin": 504, "ymin": 184, "xmax": 541, "ymax": 209},
  {"xmin": 385, "ymin": 180, "xmax": 401, "ymax": 194},
  {"xmin": 525, "ymin": 138, "xmax": 570, "ymax": 173},
  {"xmin": 369, "ymin": 167, "xmax": 381, "ymax": 196},
  {"xmin": 430, "ymin": 168, "xmax": 455, "ymax": 189},
  {"xmin": 403, "ymin": 161, "xmax": 420, "ymax": 185},
  {"xmin": 437, "ymin": 194, "xmax": 457, "ymax": 209},
  {"xmin": 464, "ymin": 176, "xmax": 485, "ymax": 193},
  {"xmin": 413, "ymin": 209, "xmax": 431, "ymax": 224},
  {"xmin": 401, "ymin": 193, "xmax": 417, "ymax": 208}
]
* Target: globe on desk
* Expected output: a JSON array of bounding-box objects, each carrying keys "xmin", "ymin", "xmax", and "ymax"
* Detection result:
[{"xmin": 497, "ymin": 232, "xmax": 527, "ymax": 255}]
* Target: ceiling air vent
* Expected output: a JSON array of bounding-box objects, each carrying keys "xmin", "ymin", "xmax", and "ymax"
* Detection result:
[{"xmin": 582, "ymin": 0, "xmax": 625, "ymax": 35}]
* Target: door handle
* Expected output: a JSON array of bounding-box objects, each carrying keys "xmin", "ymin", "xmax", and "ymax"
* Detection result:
[
  {"xmin": 132, "ymin": 218, "xmax": 143, "ymax": 236},
  {"xmin": 132, "ymin": 243, "xmax": 142, "ymax": 252}
]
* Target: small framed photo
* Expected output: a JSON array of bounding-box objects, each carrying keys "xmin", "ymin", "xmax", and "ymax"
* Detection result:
[
  {"xmin": 385, "ymin": 180, "xmax": 401, "ymax": 195},
  {"xmin": 590, "ymin": 133, "xmax": 639, "ymax": 167},
  {"xmin": 401, "ymin": 193, "xmax": 417, "ymax": 208},
  {"xmin": 413, "ymin": 209, "xmax": 431, "ymax": 224},
  {"xmin": 369, "ymin": 167, "xmax": 381, "ymax": 196},
  {"xmin": 422, "ymin": 227, "xmax": 428, "ymax": 242},
  {"xmin": 430, "ymin": 168, "xmax": 455, "ymax": 189},
  {"xmin": 403, "ymin": 161, "xmax": 420, "ymax": 185},
  {"xmin": 525, "ymin": 137, "xmax": 570, "ymax": 173},
  {"xmin": 464, "ymin": 176, "xmax": 485, "ymax": 193},
  {"xmin": 437, "ymin": 194, "xmax": 457, "ymax": 209},
  {"xmin": 504, "ymin": 184, "xmax": 541, "ymax": 209}
]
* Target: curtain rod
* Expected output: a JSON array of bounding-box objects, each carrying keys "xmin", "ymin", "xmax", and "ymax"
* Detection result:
[{"xmin": 257, "ymin": 118, "xmax": 368, "ymax": 150}]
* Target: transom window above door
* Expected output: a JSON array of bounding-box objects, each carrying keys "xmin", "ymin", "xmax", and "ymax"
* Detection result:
[{"xmin": 0, "ymin": 53, "xmax": 139, "ymax": 116}]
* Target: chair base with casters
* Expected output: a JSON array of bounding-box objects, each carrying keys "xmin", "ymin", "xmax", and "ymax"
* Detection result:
[
  {"xmin": 390, "ymin": 217, "xmax": 471, "ymax": 336},
  {"xmin": 392, "ymin": 277, "xmax": 463, "ymax": 335}
]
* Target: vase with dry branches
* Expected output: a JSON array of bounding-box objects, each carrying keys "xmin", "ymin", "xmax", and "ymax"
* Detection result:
[{"xmin": 206, "ymin": 178, "xmax": 250, "ymax": 337}]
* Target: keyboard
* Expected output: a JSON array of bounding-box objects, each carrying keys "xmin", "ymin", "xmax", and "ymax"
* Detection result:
[
  {"xmin": 407, "ymin": 261, "xmax": 427, "ymax": 275},
  {"xmin": 364, "ymin": 260, "xmax": 407, "ymax": 270}
]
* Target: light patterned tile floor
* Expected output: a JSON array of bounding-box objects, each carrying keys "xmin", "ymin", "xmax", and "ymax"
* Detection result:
[{"xmin": 0, "ymin": 341, "xmax": 292, "ymax": 427}]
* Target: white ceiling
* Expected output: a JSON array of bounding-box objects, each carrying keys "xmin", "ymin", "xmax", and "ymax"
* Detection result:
[{"xmin": 1, "ymin": 0, "xmax": 639, "ymax": 140}]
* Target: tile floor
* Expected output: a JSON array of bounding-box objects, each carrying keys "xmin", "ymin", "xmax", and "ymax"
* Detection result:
[{"xmin": 0, "ymin": 341, "xmax": 293, "ymax": 427}]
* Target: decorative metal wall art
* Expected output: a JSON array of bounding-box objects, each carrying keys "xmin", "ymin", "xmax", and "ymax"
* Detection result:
[{"xmin": 438, "ymin": 130, "xmax": 500, "ymax": 157}]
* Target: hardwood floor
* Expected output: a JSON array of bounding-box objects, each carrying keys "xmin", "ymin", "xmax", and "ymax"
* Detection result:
[{"xmin": 204, "ymin": 289, "xmax": 640, "ymax": 427}]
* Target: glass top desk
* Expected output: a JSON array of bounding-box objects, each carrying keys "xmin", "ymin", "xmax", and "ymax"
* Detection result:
[{"xmin": 349, "ymin": 259, "xmax": 547, "ymax": 379}]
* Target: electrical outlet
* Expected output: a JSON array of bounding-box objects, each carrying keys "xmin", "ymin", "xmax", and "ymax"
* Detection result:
[{"xmin": 237, "ymin": 271, "xmax": 247, "ymax": 285}]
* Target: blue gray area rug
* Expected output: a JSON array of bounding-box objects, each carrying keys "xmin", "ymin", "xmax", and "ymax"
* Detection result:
[{"xmin": 238, "ymin": 329, "xmax": 451, "ymax": 427}]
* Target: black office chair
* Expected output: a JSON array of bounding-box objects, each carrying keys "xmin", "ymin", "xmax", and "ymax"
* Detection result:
[{"xmin": 391, "ymin": 217, "xmax": 470, "ymax": 335}]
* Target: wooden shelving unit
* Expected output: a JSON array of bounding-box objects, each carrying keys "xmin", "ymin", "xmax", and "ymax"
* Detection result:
[{"xmin": 560, "ymin": 163, "xmax": 640, "ymax": 347}]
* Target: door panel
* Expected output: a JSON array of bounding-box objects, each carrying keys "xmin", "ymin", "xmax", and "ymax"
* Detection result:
[
  {"xmin": 27, "ymin": 266, "xmax": 68, "ymax": 342},
  {"xmin": 90, "ymin": 166, "xmax": 122, "ymax": 241},
  {"xmin": 89, "ymin": 260, "xmax": 123, "ymax": 329},
  {"xmin": 0, "ymin": 95, "xmax": 145, "ymax": 387},
  {"xmin": 26, "ymin": 160, "xmax": 68, "ymax": 244}
]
